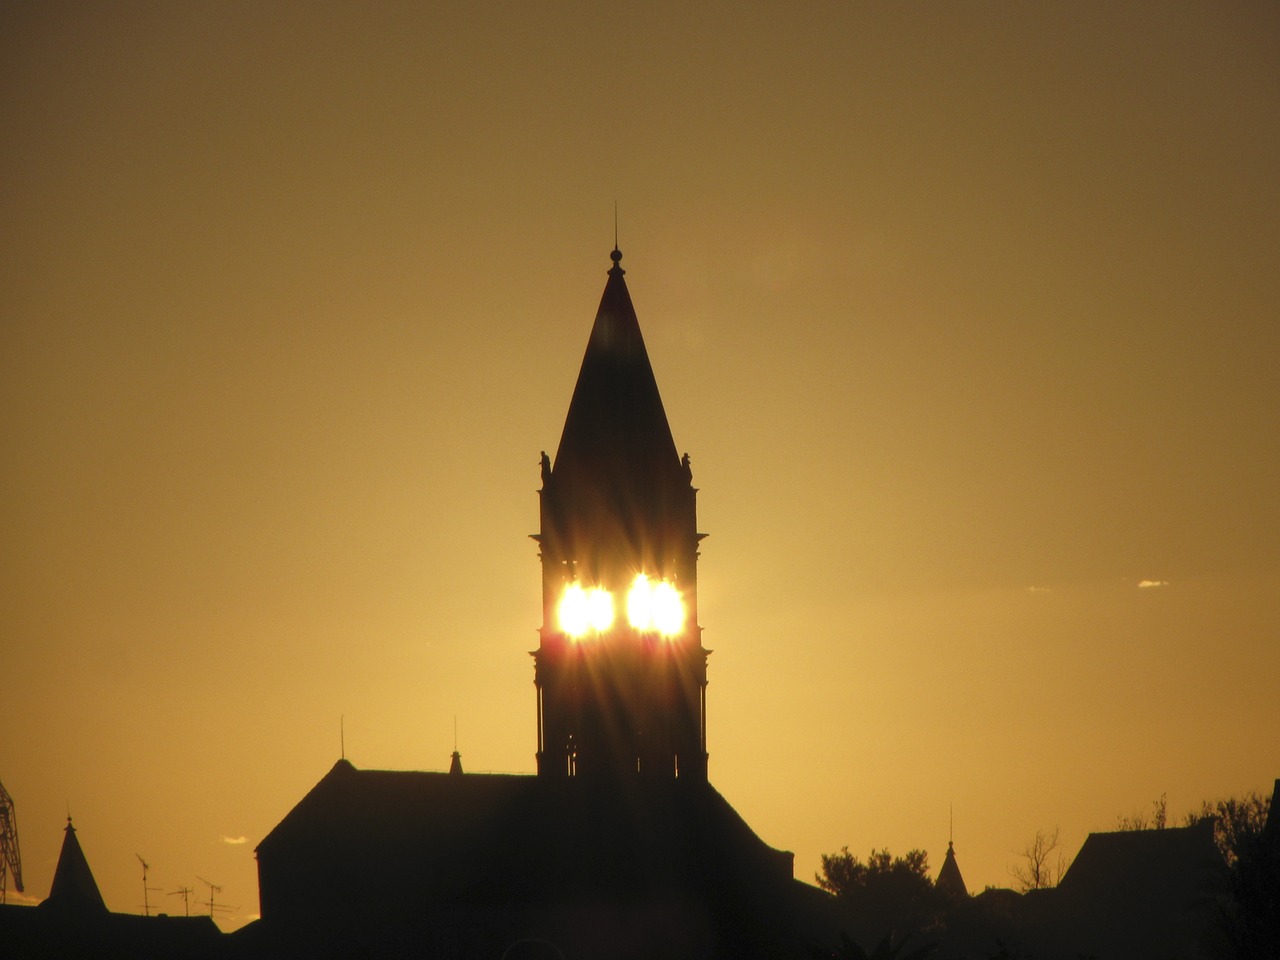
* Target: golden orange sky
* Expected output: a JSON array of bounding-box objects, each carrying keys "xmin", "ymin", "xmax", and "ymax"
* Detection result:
[{"xmin": 3, "ymin": 2, "xmax": 1277, "ymax": 930}]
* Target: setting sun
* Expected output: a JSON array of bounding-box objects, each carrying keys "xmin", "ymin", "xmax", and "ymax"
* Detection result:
[
  {"xmin": 3, "ymin": 4, "xmax": 1277, "ymax": 940},
  {"xmin": 557, "ymin": 582, "xmax": 615, "ymax": 638},
  {"xmin": 626, "ymin": 575, "xmax": 684, "ymax": 636}
]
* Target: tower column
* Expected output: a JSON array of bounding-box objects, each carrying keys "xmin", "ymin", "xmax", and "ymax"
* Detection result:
[{"xmin": 533, "ymin": 249, "xmax": 710, "ymax": 782}]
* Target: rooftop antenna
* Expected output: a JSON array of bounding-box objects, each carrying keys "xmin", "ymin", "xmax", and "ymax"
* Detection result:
[
  {"xmin": 168, "ymin": 885, "xmax": 193, "ymax": 916},
  {"xmin": 136, "ymin": 854, "xmax": 160, "ymax": 916},
  {"xmin": 196, "ymin": 875, "xmax": 222, "ymax": 918}
]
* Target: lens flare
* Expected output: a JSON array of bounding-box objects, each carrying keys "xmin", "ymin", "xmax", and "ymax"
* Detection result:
[
  {"xmin": 625, "ymin": 574, "xmax": 685, "ymax": 636},
  {"xmin": 586, "ymin": 587, "xmax": 614, "ymax": 632},
  {"xmin": 651, "ymin": 581, "xmax": 684, "ymax": 636},
  {"xmin": 626, "ymin": 575, "xmax": 653, "ymax": 629},
  {"xmin": 558, "ymin": 582, "xmax": 590, "ymax": 637},
  {"xmin": 558, "ymin": 583, "xmax": 614, "ymax": 638}
]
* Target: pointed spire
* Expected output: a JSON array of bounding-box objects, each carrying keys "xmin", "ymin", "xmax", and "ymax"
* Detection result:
[
  {"xmin": 937, "ymin": 840, "xmax": 969, "ymax": 899},
  {"xmin": 449, "ymin": 751, "xmax": 463, "ymax": 776},
  {"xmin": 551, "ymin": 249, "xmax": 681, "ymax": 490},
  {"xmin": 43, "ymin": 817, "xmax": 108, "ymax": 914}
]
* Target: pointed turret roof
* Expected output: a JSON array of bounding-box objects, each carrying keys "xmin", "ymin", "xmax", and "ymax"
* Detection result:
[
  {"xmin": 552, "ymin": 249, "xmax": 681, "ymax": 488},
  {"xmin": 42, "ymin": 817, "xmax": 107, "ymax": 914},
  {"xmin": 937, "ymin": 841, "xmax": 968, "ymax": 898}
]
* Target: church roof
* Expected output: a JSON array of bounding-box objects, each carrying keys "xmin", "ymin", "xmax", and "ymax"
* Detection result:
[
  {"xmin": 256, "ymin": 760, "xmax": 794, "ymax": 923},
  {"xmin": 552, "ymin": 249, "xmax": 681, "ymax": 490},
  {"xmin": 42, "ymin": 817, "xmax": 107, "ymax": 914}
]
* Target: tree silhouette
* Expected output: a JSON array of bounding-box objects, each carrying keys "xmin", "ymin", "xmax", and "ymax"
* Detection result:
[
  {"xmin": 1185, "ymin": 790, "xmax": 1277, "ymax": 959},
  {"xmin": 817, "ymin": 847, "xmax": 942, "ymax": 947},
  {"xmin": 1116, "ymin": 792, "xmax": 1168, "ymax": 831},
  {"xmin": 1008, "ymin": 827, "xmax": 1066, "ymax": 892}
]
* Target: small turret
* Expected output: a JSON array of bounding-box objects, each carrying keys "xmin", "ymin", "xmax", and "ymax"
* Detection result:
[
  {"xmin": 42, "ymin": 817, "xmax": 108, "ymax": 915},
  {"xmin": 937, "ymin": 840, "xmax": 968, "ymax": 899}
]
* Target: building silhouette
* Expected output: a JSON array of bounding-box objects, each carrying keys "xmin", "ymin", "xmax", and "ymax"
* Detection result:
[
  {"xmin": 44, "ymin": 817, "xmax": 108, "ymax": 916},
  {"xmin": 248, "ymin": 249, "xmax": 832, "ymax": 960},
  {"xmin": 936, "ymin": 841, "xmax": 967, "ymax": 900},
  {"xmin": 6, "ymin": 249, "xmax": 1268, "ymax": 960},
  {"xmin": 0, "ymin": 817, "xmax": 221, "ymax": 959},
  {"xmin": 533, "ymin": 247, "xmax": 708, "ymax": 782}
]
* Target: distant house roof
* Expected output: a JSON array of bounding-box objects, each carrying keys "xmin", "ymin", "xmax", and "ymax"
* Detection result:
[
  {"xmin": 1058, "ymin": 819, "xmax": 1225, "ymax": 904},
  {"xmin": 1265, "ymin": 777, "xmax": 1279, "ymax": 842},
  {"xmin": 1038, "ymin": 820, "xmax": 1227, "ymax": 959}
]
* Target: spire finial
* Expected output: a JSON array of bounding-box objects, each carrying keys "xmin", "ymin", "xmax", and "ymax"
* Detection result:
[{"xmin": 609, "ymin": 203, "xmax": 624, "ymax": 274}]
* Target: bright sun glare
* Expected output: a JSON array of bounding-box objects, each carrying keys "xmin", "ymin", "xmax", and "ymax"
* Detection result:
[
  {"xmin": 627, "ymin": 575, "xmax": 684, "ymax": 635},
  {"xmin": 559, "ymin": 575, "xmax": 684, "ymax": 639},
  {"xmin": 557, "ymin": 582, "xmax": 615, "ymax": 637}
]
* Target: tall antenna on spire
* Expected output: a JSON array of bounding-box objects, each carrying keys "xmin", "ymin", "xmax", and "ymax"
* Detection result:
[
  {"xmin": 340, "ymin": 715, "xmax": 345, "ymax": 760},
  {"xmin": 949, "ymin": 803, "xmax": 954, "ymax": 845},
  {"xmin": 613, "ymin": 200, "xmax": 619, "ymax": 251}
]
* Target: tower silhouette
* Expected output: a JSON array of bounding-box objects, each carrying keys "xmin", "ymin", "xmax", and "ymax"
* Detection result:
[
  {"xmin": 533, "ymin": 248, "xmax": 708, "ymax": 780},
  {"xmin": 251, "ymin": 249, "xmax": 811, "ymax": 960}
]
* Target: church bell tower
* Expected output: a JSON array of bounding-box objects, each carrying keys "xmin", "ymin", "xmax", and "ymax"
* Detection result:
[{"xmin": 533, "ymin": 249, "xmax": 709, "ymax": 781}]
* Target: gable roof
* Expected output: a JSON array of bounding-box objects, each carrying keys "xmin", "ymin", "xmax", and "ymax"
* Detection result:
[
  {"xmin": 256, "ymin": 760, "xmax": 794, "ymax": 923},
  {"xmin": 1058, "ymin": 819, "xmax": 1225, "ymax": 907}
]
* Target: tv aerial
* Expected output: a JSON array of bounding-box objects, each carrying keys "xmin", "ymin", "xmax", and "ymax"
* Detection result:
[
  {"xmin": 168, "ymin": 884, "xmax": 194, "ymax": 916},
  {"xmin": 196, "ymin": 875, "xmax": 234, "ymax": 920},
  {"xmin": 136, "ymin": 854, "xmax": 162, "ymax": 916}
]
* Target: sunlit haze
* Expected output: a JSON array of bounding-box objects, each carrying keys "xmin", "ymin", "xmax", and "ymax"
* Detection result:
[{"xmin": 2, "ymin": 1, "xmax": 1277, "ymax": 931}]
